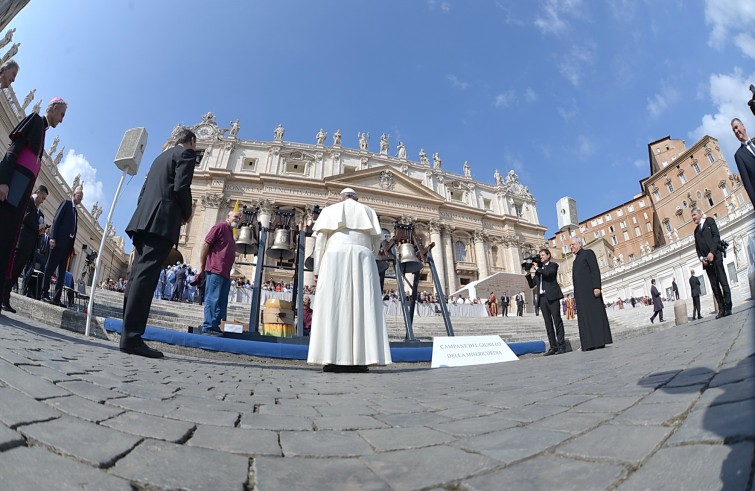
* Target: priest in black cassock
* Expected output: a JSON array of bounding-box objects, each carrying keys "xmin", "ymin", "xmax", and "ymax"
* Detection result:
[
  {"xmin": 0, "ymin": 95, "xmax": 67, "ymax": 315},
  {"xmin": 569, "ymin": 237, "xmax": 612, "ymax": 351}
]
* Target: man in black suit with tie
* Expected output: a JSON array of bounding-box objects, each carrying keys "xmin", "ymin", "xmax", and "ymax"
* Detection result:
[
  {"xmin": 731, "ymin": 118, "xmax": 755, "ymax": 204},
  {"xmin": 120, "ymin": 129, "xmax": 196, "ymax": 358},
  {"xmin": 2, "ymin": 184, "xmax": 47, "ymax": 312},
  {"xmin": 500, "ymin": 292, "xmax": 509, "ymax": 317},
  {"xmin": 41, "ymin": 186, "xmax": 82, "ymax": 306},
  {"xmin": 691, "ymin": 207, "xmax": 732, "ymax": 318},
  {"xmin": 689, "ymin": 269, "xmax": 702, "ymax": 320},
  {"xmin": 525, "ymin": 248, "xmax": 566, "ymax": 356}
]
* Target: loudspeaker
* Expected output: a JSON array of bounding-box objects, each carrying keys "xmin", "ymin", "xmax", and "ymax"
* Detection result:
[{"xmin": 114, "ymin": 127, "xmax": 148, "ymax": 176}]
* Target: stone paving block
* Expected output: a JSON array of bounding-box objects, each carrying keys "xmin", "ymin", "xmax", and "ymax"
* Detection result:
[
  {"xmin": 429, "ymin": 413, "xmax": 520, "ymax": 437},
  {"xmin": 18, "ymin": 415, "xmax": 141, "ymax": 467},
  {"xmin": 0, "ymin": 446, "xmax": 133, "ymax": 491},
  {"xmin": 56, "ymin": 380, "xmax": 127, "ymax": 403},
  {"xmin": 667, "ymin": 398, "xmax": 755, "ymax": 444},
  {"xmin": 618, "ymin": 442, "xmax": 752, "ymax": 491},
  {"xmin": 105, "ymin": 396, "xmax": 179, "ymax": 416},
  {"xmin": 570, "ymin": 395, "xmax": 644, "ymax": 414},
  {"xmin": 462, "ymin": 454, "xmax": 626, "ymax": 491},
  {"xmin": 528, "ymin": 411, "xmax": 614, "ymax": 434},
  {"xmin": 0, "ymin": 347, "xmax": 40, "ymax": 365},
  {"xmin": 665, "ymin": 366, "xmax": 717, "ymax": 387},
  {"xmin": 454, "ymin": 426, "xmax": 571, "ymax": 464},
  {"xmin": 111, "ymin": 438, "xmax": 249, "ymax": 490},
  {"xmin": 0, "ymin": 359, "xmax": 70, "ymax": 400},
  {"xmin": 100, "ymin": 410, "xmax": 195, "ymax": 443},
  {"xmin": 314, "ymin": 415, "xmax": 390, "ymax": 431},
  {"xmin": 76, "ymin": 371, "xmax": 136, "ymax": 389},
  {"xmin": 256, "ymin": 403, "xmax": 320, "ymax": 417},
  {"xmin": 611, "ymin": 400, "xmax": 693, "ymax": 426},
  {"xmin": 45, "ymin": 394, "xmax": 125, "ymax": 423},
  {"xmin": 556, "ymin": 423, "xmax": 672, "ymax": 464},
  {"xmin": 376, "ymin": 410, "xmax": 453, "ymax": 428},
  {"xmin": 358, "ymin": 426, "xmax": 455, "ymax": 451},
  {"xmin": 639, "ymin": 384, "xmax": 705, "ymax": 405},
  {"xmin": 188, "ymin": 424, "xmax": 281, "ymax": 456},
  {"xmin": 695, "ymin": 378, "xmax": 755, "ymax": 408},
  {"xmin": 280, "ymin": 430, "xmax": 374, "ymax": 457},
  {"xmin": 362, "ymin": 444, "xmax": 500, "ymax": 491},
  {"xmin": 0, "ymin": 422, "xmax": 25, "ymax": 451},
  {"xmin": 239, "ymin": 412, "xmax": 312, "ymax": 431},
  {"xmin": 17, "ymin": 363, "xmax": 79, "ymax": 383},
  {"xmin": 496, "ymin": 403, "xmax": 569, "ymax": 423},
  {"xmin": 254, "ymin": 456, "xmax": 389, "ymax": 491},
  {"xmin": 315, "ymin": 402, "xmax": 376, "ymax": 417},
  {"xmin": 0, "ymin": 387, "xmax": 61, "ymax": 428}
]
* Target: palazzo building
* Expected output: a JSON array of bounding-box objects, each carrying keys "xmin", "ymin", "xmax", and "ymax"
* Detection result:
[{"xmin": 171, "ymin": 113, "xmax": 548, "ymax": 295}]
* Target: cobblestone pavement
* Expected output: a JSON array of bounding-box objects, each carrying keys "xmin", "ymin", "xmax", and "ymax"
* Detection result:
[{"xmin": 0, "ymin": 301, "xmax": 753, "ymax": 490}]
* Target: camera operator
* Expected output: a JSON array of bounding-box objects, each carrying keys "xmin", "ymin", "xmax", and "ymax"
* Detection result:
[
  {"xmin": 691, "ymin": 208, "xmax": 732, "ymax": 318},
  {"xmin": 524, "ymin": 248, "xmax": 566, "ymax": 356}
]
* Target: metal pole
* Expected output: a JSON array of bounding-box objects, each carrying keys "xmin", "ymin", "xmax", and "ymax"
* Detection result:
[
  {"xmin": 85, "ymin": 169, "xmax": 128, "ymax": 337},
  {"xmin": 392, "ymin": 246, "xmax": 416, "ymax": 341},
  {"xmin": 427, "ymin": 251, "xmax": 454, "ymax": 336},
  {"xmin": 249, "ymin": 226, "xmax": 268, "ymax": 334},
  {"xmin": 294, "ymin": 230, "xmax": 306, "ymax": 337}
]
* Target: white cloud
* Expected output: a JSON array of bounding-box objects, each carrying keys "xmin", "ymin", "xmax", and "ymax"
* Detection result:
[
  {"xmin": 690, "ymin": 68, "xmax": 755, "ymax": 162},
  {"xmin": 441, "ymin": 1, "xmax": 451, "ymax": 12},
  {"xmin": 646, "ymin": 81, "xmax": 680, "ymax": 118},
  {"xmin": 427, "ymin": 0, "xmax": 451, "ymax": 13},
  {"xmin": 558, "ymin": 43, "xmax": 594, "ymax": 86},
  {"xmin": 577, "ymin": 135, "xmax": 595, "ymax": 158},
  {"xmin": 633, "ymin": 159, "xmax": 646, "ymax": 169},
  {"xmin": 524, "ymin": 87, "xmax": 538, "ymax": 103},
  {"xmin": 446, "ymin": 74, "xmax": 470, "ymax": 90},
  {"xmin": 534, "ymin": 0, "xmax": 586, "ymax": 35},
  {"xmin": 58, "ymin": 149, "xmax": 106, "ymax": 217},
  {"xmin": 494, "ymin": 90, "xmax": 517, "ymax": 108},
  {"xmin": 705, "ymin": 0, "xmax": 755, "ymax": 58},
  {"xmin": 557, "ymin": 98, "xmax": 578, "ymax": 120}
]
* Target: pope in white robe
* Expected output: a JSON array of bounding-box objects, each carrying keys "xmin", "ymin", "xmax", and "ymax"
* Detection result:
[{"xmin": 307, "ymin": 187, "xmax": 392, "ymax": 371}]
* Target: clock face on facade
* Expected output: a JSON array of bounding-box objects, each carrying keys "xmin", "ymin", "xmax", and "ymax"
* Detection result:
[{"xmin": 196, "ymin": 125, "xmax": 213, "ymax": 138}]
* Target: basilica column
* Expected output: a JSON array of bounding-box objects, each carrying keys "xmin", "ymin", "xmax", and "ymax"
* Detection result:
[
  {"xmin": 441, "ymin": 224, "xmax": 458, "ymax": 295},
  {"xmin": 427, "ymin": 220, "xmax": 445, "ymax": 294},
  {"xmin": 473, "ymin": 230, "xmax": 490, "ymax": 279}
]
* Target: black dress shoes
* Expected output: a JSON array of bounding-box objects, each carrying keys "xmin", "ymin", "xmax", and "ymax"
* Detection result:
[
  {"xmin": 120, "ymin": 342, "xmax": 164, "ymax": 359},
  {"xmin": 322, "ymin": 364, "xmax": 369, "ymax": 373},
  {"xmin": 715, "ymin": 312, "xmax": 725, "ymax": 319},
  {"xmin": 1, "ymin": 303, "xmax": 16, "ymax": 314},
  {"xmin": 543, "ymin": 348, "xmax": 558, "ymax": 356}
]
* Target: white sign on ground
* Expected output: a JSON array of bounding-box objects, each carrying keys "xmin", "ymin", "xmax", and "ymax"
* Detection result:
[{"xmin": 431, "ymin": 335, "xmax": 518, "ymax": 368}]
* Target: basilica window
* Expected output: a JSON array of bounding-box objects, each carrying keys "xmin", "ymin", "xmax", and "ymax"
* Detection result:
[
  {"xmin": 285, "ymin": 161, "xmax": 306, "ymax": 174},
  {"xmin": 455, "ymin": 240, "xmax": 467, "ymax": 262},
  {"xmin": 483, "ymin": 198, "xmax": 492, "ymax": 210},
  {"xmin": 490, "ymin": 246, "xmax": 498, "ymax": 267},
  {"xmin": 241, "ymin": 158, "xmax": 257, "ymax": 172}
]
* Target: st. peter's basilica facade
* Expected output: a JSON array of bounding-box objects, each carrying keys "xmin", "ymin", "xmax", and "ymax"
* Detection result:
[{"xmin": 171, "ymin": 113, "xmax": 547, "ymax": 294}]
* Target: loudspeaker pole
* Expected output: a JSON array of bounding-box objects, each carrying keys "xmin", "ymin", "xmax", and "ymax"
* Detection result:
[
  {"xmin": 84, "ymin": 128, "xmax": 148, "ymax": 337},
  {"xmin": 85, "ymin": 169, "xmax": 128, "ymax": 336}
]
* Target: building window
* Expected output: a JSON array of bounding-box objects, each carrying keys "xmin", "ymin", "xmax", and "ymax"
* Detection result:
[
  {"xmin": 623, "ymin": 231, "xmax": 629, "ymax": 241},
  {"xmin": 679, "ymin": 172, "xmax": 687, "ymax": 184},
  {"xmin": 707, "ymin": 195, "xmax": 714, "ymax": 206},
  {"xmin": 597, "ymin": 217, "xmax": 603, "ymax": 225},
  {"xmin": 646, "ymin": 222, "xmax": 652, "ymax": 232},
  {"xmin": 628, "ymin": 205, "xmax": 635, "ymax": 212},
  {"xmin": 634, "ymin": 226, "xmax": 641, "ymax": 237},
  {"xmin": 609, "ymin": 225, "xmax": 615, "ymax": 233},
  {"xmin": 632, "ymin": 216, "xmax": 637, "ymax": 224},
  {"xmin": 594, "ymin": 231, "xmax": 600, "ymax": 239},
  {"xmin": 639, "ymin": 200, "xmax": 645, "ymax": 207},
  {"xmin": 605, "ymin": 213, "xmax": 612, "ymax": 221},
  {"xmin": 739, "ymin": 193, "xmax": 745, "ymax": 204},
  {"xmin": 629, "ymin": 254, "xmax": 635, "ymax": 261},
  {"xmin": 653, "ymin": 190, "xmax": 661, "ymax": 200},
  {"xmin": 601, "ymin": 229, "xmax": 606, "ymax": 236},
  {"xmin": 692, "ymin": 162, "xmax": 701, "ymax": 174},
  {"xmin": 707, "ymin": 152, "xmax": 715, "ymax": 164},
  {"xmin": 591, "ymin": 220, "xmax": 597, "ymax": 227},
  {"xmin": 620, "ymin": 221, "xmax": 627, "ymax": 229},
  {"xmin": 285, "ymin": 161, "xmax": 306, "ymax": 174},
  {"xmin": 490, "ymin": 246, "xmax": 498, "ymax": 267},
  {"xmin": 194, "ymin": 149, "xmax": 205, "ymax": 167},
  {"xmin": 720, "ymin": 183, "xmax": 728, "ymax": 197},
  {"xmin": 666, "ymin": 181, "xmax": 674, "ymax": 193},
  {"xmin": 241, "ymin": 158, "xmax": 257, "ymax": 172},
  {"xmin": 450, "ymin": 189, "xmax": 464, "ymax": 201},
  {"xmin": 483, "ymin": 198, "xmax": 492, "ymax": 210},
  {"xmin": 599, "ymin": 257, "xmax": 606, "ymax": 267},
  {"xmin": 696, "ymin": 190, "xmax": 702, "ymax": 199},
  {"xmin": 455, "ymin": 240, "xmax": 467, "ymax": 262},
  {"xmin": 617, "ymin": 209, "xmax": 624, "ymax": 217},
  {"xmin": 662, "ymin": 160, "xmax": 668, "ymax": 167},
  {"xmin": 643, "ymin": 212, "xmax": 649, "ymax": 219},
  {"xmin": 663, "ymin": 220, "xmax": 672, "ymax": 233},
  {"xmin": 611, "ymin": 236, "xmax": 618, "ymax": 245},
  {"xmin": 579, "ymin": 225, "xmax": 586, "ymax": 233}
]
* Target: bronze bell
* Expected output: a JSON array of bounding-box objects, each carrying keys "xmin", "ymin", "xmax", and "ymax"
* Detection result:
[
  {"xmin": 268, "ymin": 228, "xmax": 295, "ymax": 260},
  {"xmin": 236, "ymin": 226, "xmax": 258, "ymax": 255},
  {"xmin": 397, "ymin": 242, "xmax": 423, "ymax": 273},
  {"xmin": 304, "ymin": 254, "xmax": 314, "ymax": 271},
  {"xmin": 376, "ymin": 259, "xmax": 389, "ymax": 274}
]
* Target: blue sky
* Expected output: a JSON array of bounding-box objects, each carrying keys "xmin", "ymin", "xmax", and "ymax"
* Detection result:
[{"xmin": 6, "ymin": 0, "xmax": 755, "ymax": 249}]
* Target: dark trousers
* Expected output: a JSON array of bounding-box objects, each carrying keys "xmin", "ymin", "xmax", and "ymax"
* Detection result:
[
  {"xmin": 121, "ymin": 232, "xmax": 173, "ymax": 348},
  {"xmin": 540, "ymin": 296, "xmax": 565, "ymax": 351},
  {"xmin": 692, "ymin": 295, "xmax": 701, "ymax": 319},
  {"xmin": 42, "ymin": 243, "xmax": 71, "ymax": 303},
  {"xmin": 502, "ymin": 303, "xmax": 508, "ymax": 316},
  {"xmin": 517, "ymin": 303, "xmax": 523, "ymax": 316},
  {"xmin": 0, "ymin": 203, "xmax": 26, "ymax": 311},
  {"xmin": 171, "ymin": 279, "xmax": 185, "ymax": 301},
  {"xmin": 3, "ymin": 237, "xmax": 36, "ymax": 304},
  {"xmin": 705, "ymin": 260, "xmax": 732, "ymax": 312},
  {"xmin": 650, "ymin": 308, "xmax": 663, "ymax": 322}
]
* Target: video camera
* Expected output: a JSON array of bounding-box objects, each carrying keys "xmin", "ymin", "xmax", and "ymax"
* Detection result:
[
  {"xmin": 719, "ymin": 239, "xmax": 730, "ymax": 258},
  {"xmin": 84, "ymin": 250, "xmax": 97, "ymax": 265},
  {"xmin": 521, "ymin": 253, "xmax": 542, "ymax": 271}
]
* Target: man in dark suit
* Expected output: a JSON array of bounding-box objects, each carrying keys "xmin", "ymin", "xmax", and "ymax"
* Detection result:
[
  {"xmin": 691, "ymin": 207, "xmax": 732, "ymax": 318},
  {"xmin": 500, "ymin": 292, "xmax": 509, "ymax": 317},
  {"xmin": 120, "ymin": 129, "xmax": 196, "ymax": 358},
  {"xmin": 689, "ymin": 269, "xmax": 702, "ymax": 320},
  {"xmin": 672, "ymin": 279, "xmax": 679, "ymax": 300},
  {"xmin": 171, "ymin": 264, "xmax": 187, "ymax": 301},
  {"xmin": 649, "ymin": 279, "xmax": 664, "ymax": 323},
  {"xmin": 525, "ymin": 248, "xmax": 566, "ymax": 356},
  {"xmin": 731, "ymin": 118, "xmax": 755, "ymax": 204},
  {"xmin": 41, "ymin": 186, "xmax": 82, "ymax": 306},
  {"xmin": 2, "ymin": 184, "xmax": 47, "ymax": 312},
  {"xmin": 515, "ymin": 293, "xmax": 524, "ymax": 316}
]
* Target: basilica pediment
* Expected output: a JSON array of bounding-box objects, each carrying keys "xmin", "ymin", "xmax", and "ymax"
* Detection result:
[{"xmin": 324, "ymin": 165, "xmax": 444, "ymax": 202}]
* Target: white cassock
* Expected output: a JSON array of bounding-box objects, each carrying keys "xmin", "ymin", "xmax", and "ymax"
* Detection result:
[{"xmin": 307, "ymin": 198, "xmax": 392, "ymax": 366}]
